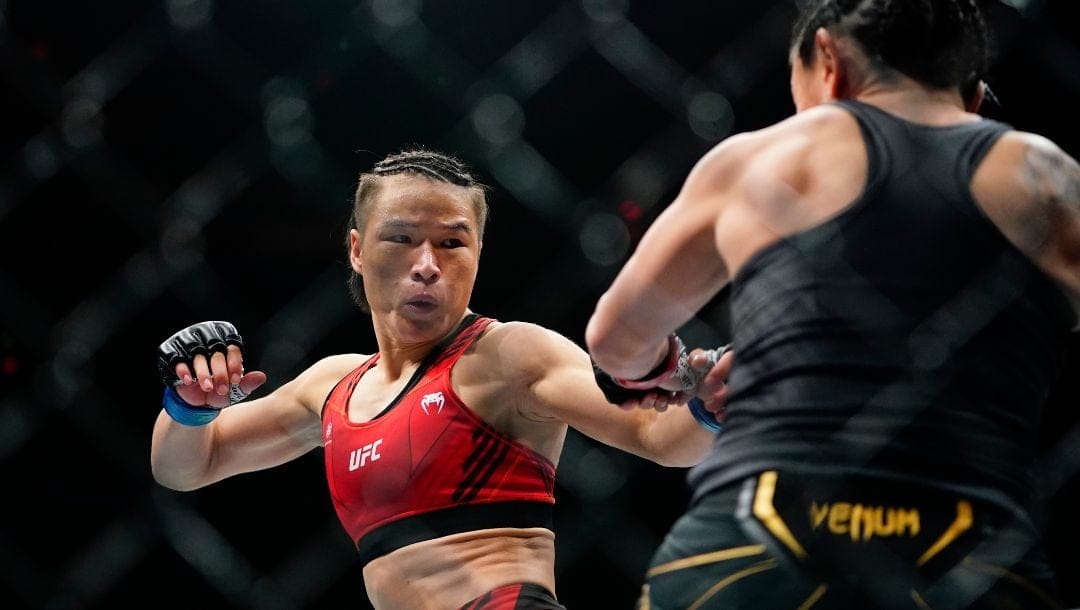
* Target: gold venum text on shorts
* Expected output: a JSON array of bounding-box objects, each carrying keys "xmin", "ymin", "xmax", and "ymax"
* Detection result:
[{"xmin": 810, "ymin": 502, "xmax": 921, "ymax": 541}]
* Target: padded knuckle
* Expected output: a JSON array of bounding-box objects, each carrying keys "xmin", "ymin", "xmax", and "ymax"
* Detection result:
[{"xmin": 157, "ymin": 320, "xmax": 244, "ymax": 386}]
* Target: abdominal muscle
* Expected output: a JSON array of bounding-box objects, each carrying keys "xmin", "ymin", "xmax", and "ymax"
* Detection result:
[{"xmin": 361, "ymin": 527, "xmax": 557, "ymax": 610}]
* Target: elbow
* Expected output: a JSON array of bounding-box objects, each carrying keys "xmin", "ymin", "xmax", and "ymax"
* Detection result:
[
  {"xmin": 642, "ymin": 453, "xmax": 696, "ymax": 469},
  {"xmin": 648, "ymin": 454, "xmax": 686, "ymax": 468},
  {"xmin": 644, "ymin": 428, "xmax": 715, "ymax": 468},
  {"xmin": 151, "ymin": 468, "xmax": 192, "ymax": 492},
  {"xmin": 650, "ymin": 445, "xmax": 709, "ymax": 468},
  {"xmin": 585, "ymin": 296, "xmax": 624, "ymax": 373},
  {"xmin": 587, "ymin": 292, "xmax": 665, "ymax": 378},
  {"xmin": 150, "ymin": 451, "xmax": 207, "ymax": 492},
  {"xmin": 584, "ymin": 319, "xmax": 610, "ymax": 368},
  {"xmin": 674, "ymin": 442, "xmax": 713, "ymax": 468}
]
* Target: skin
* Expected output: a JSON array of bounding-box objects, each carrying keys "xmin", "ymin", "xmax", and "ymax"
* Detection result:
[
  {"xmin": 151, "ymin": 173, "xmax": 723, "ymax": 610},
  {"xmin": 587, "ymin": 26, "xmax": 1079, "ymax": 379}
]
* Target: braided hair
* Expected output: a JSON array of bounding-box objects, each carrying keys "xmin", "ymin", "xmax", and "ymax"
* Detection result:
[
  {"xmin": 791, "ymin": 0, "xmax": 989, "ymax": 90},
  {"xmin": 345, "ymin": 148, "xmax": 490, "ymax": 312}
]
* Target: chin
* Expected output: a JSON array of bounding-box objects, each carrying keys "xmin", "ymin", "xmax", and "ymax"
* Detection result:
[{"xmin": 396, "ymin": 307, "xmax": 453, "ymax": 334}]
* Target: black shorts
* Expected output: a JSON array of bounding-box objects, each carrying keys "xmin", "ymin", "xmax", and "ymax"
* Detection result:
[
  {"xmin": 458, "ymin": 583, "xmax": 566, "ymax": 610},
  {"xmin": 641, "ymin": 471, "xmax": 1062, "ymax": 610}
]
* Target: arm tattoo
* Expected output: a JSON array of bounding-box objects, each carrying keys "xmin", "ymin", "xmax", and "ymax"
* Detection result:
[
  {"xmin": 1023, "ymin": 142, "xmax": 1080, "ymax": 215},
  {"xmin": 1021, "ymin": 140, "xmax": 1080, "ymax": 313}
]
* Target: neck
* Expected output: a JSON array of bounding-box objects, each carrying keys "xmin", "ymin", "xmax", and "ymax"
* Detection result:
[
  {"xmin": 371, "ymin": 310, "xmax": 470, "ymax": 377},
  {"xmin": 852, "ymin": 74, "xmax": 973, "ymax": 125}
]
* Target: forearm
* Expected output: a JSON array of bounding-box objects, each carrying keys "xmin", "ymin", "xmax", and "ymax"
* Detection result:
[
  {"xmin": 587, "ymin": 172, "xmax": 731, "ymax": 377},
  {"xmin": 150, "ymin": 410, "xmax": 218, "ymax": 491},
  {"xmin": 643, "ymin": 406, "xmax": 717, "ymax": 467},
  {"xmin": 586, "ymin": 292, "xmax": 675, "ymax": 379},
  {"xmin": 586, "ymin": 232, "xmax": 722, "ymax": 378}
]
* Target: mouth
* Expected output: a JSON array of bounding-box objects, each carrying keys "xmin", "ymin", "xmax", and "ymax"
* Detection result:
[{"xmin": 404, "ymin": 295, "xmax": 438, "ymax": 313}]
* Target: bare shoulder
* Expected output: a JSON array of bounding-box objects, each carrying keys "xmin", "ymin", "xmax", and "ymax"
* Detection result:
[
  {"xmin": 680, "ymin": 127, "xmax": 767, "ymax": 194},
  {"xmin": 754, "ymin": 104, "xmax": 855, "ymax": 147},
  {"xmin": 975, "ymin": 131, "xmax": 1080, "ymax": 252},
  {"xmin": 760, "ymin": 104, "xmax": 862, "ymax": 162},
  {"xmin": 683, "ymin": 105, "xmax": 856, "ymax": 197},
  {"xmin": 304, "ymin": 353, "xmax": 371, "ymax": 380},
  {"xmin": 973, "ymin": 130, "xmax": 1080, "ymax": 314},
  {"xmin": 978, "ymin": 130, "xmax": 1079, "ymax": 193},
  {"xmin": 472, "ymin": 321, "xmax": 586, "ymax": 385},
  {"xmin": 285, "ymin": 353, "xmax": 372, "ymax": 413},
  {"xmin": 764, "ymin": 102, "xmax": 855, "ymax": 138},
  {"xmin": 1013, "ymin": 132, "xmax": 1080, "ymax": 208}
]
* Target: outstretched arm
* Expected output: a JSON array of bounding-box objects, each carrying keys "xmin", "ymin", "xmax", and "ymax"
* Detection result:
[
  {"xmin": 491, "ymin": 322, "xmax": 722, "ymax": 467},
  {"xmin": 587, "ymin": 143, "xmax": 739, "ymax": 380},
  {"xmin": 151, "ymin": 370, "xmax": 327, "ymax": 491},
  {"xmin": 150, "ymin": 322, "xmax": 342, "ymax": 491}
]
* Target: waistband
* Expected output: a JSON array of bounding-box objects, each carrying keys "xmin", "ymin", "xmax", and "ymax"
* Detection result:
[
  {"xmin": 698, "ymin": 470, "xmax": 1039, "ymax": 578},
  {"xmin": 357, "ymin": 501, "xmax": 554, "ymax": 566},
  {"xmin": 458, "ymin": 583, "xmax": 565, "ymax": 610}
]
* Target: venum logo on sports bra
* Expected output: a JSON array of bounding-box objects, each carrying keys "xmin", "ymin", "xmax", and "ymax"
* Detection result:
[
  {"xmin": 420, "ymin": 391, "xmax": 445, "ymax": 415},
  {"xmin": 348, "ymin": 439, "xmax": 383, "ymax": 471}
]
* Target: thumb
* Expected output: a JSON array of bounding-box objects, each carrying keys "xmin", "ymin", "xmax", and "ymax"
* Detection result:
[
  {"xmin": 687, "ymin": 348, "xmax": 714, "ymax": 371},
  {"xmin": 688, "ymin": 347, "xmax": 734, "ymax": 393},
  {"xmin": 174, "ymin": 382, "xmax": 212, "ymax": 407},
  {"xmin": 239, "ymin": 370, "xmax": 267, "ymax": 395}
]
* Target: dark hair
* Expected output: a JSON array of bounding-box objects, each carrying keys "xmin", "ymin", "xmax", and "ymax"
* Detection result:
[
  {"xmin": 344, "ymin": 147, "xmax": 490, "ymax": 313},
  {"xmin": 791, "ymin": 0, "xmax": 989, "ymax": 90}
]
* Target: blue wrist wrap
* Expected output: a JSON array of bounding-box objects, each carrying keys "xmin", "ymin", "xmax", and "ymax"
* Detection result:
[
  {"xmin": 688, "ymin": 397, "xmax": 723, "ymax": 433},
  {"xmin": 162, "ymin": 386, "xmax": 221, "ymax": 426}
]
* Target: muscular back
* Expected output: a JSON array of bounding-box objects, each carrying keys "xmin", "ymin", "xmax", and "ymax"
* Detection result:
[
  {"xmin": 686, "ymin": 98, "xmax": 1077, "ymax": 509},
  {"xmin": 714, "ymin": 105, "xmax": 868, "ymax": 278},
  {"xmin": 712, "ymin": 101, "xmax": 1080, "ymax": 320}
]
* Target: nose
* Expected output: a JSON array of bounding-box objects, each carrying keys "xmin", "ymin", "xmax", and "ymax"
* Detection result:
[{"xmin": 411, "ymin": 241, "xmax": 441, "ymax": 284}]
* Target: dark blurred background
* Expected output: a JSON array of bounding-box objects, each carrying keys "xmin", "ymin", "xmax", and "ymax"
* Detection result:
[{"xmin": 1, "ymin": 1, "xmax": 1078, "ymax": 608}]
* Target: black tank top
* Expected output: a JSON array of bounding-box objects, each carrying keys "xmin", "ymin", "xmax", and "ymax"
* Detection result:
[{"xmin": 687, "ymin": 100, "xmax": 1076, "ymax": 514}]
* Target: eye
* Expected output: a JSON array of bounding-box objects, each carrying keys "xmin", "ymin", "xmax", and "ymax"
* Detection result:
[
  {"xmin": 442, "ymin": 238, "xmax": 465, "ymax": 248},
  {"xmin": 386, "ymin": 234, "xmax": 411, "ymax": 244}
]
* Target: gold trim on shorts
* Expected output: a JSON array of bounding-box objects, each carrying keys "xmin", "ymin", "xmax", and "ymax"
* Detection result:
[
  {"xmin": 646, "ymin": 545, "xmax": 766, "ymax": 578},
  {"xmin": 687, "ymin": 558, "xmax": 779, "ymax": 610},
  {"xmin": 753, "ymin": 470, "xmax": 809, "ymax": 559},
  {"xmin": 916, "ymin": 500, "xmax": 973, "ymax": 566},
  {"xmin": 797, "ymin": 584, "xmax": 828, "ymax": 610}
]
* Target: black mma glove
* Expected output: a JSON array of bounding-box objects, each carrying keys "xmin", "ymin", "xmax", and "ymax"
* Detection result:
[
  {"xmin": 157, "ymin": 321, "xmax": 251, "ymax": 425},
  {"xmin": 157, "ymin": 320, "xmax": 244, "ymax": 387},
  {"xmin": 592, "ymin": 335, "xmax": 729, "ymax": 410},
  {"xmin": 593, "ymin": 360, "xmax": 657, "ymax": 404},
  {"xmin": 592, "ymin": 334, "xmax": 682, "ymax": 405}
]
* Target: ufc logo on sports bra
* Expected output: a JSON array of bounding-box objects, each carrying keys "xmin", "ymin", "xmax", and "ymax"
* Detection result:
[{"xmin": 348, "ymin": 439, "xmax": 383, "ymax": 471}]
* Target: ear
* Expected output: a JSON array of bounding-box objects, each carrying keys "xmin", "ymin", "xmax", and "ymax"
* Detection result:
[
  {"xmin": 965, "ymin": 80, "xmax": 986, "ymax": 113},
  {"xmin": 349, "ymin": 228, "xmax": 363, "ymax": 274},
  {"xmin": 814, "ymin": 28, "xmax": 848, "ymax": 100}
]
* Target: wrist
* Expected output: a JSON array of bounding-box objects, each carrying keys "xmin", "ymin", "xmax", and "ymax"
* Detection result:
[
  {"xmin": 615, "ymin": 335, "xmax": 681, "ymax": 390},
  {"xmin": 162, "ymin": 387, "xmax": 221, "ymax": 426},
  {"xmin": 688, "ymin": 398, "xmax": 723, "ymax": 433}
]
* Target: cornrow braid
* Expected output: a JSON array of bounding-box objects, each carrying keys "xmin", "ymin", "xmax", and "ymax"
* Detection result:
[
  {"xmin": 791, "ymin": 0, "xmax": 989, "ymax": 90},
  {"xmin": 792, "ymin": 0, "xmax": 855, "ymax": 62},
  {"xmin": 344, "ymin": 147, "xmax": 491, "ymax": 313},
  {"xmin": 372, "ymin": 149, "xmax": 478, "ymax": 187}
]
